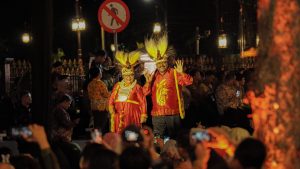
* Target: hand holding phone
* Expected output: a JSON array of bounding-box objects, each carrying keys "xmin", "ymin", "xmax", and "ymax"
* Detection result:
[
  {"xmin": 125, "ymin": 130, "xmax": 139, "ymax": 142},
  {"xmin": 204, "ymin": 127, "xmax": 236, "ymax": 156},
  {"xmin": 164, "ymin": 137, "xmax": 170, "ymax": 144},
  {"xmin": 91, "ymin": 129, "xmax": 102, "ymax": 143},
  {"xmin": 190, "ymin": 128, "xmax": 212, "ymax": 145},
  {"xmin": 192, "ymin": 131, "xmax": 211, "ymax": 142},
  {"xmin": 236, "ymin": 90, "xmax": 241, "ymax": 97},
  {"xmin": 11, "ymin": 127, "xmax": 32, "ymax": 138}
]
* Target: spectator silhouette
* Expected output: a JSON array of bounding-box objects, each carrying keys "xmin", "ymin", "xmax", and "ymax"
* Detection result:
[
  {"xmin": 80, "ymin": 143, "xmax": 118, "ymax": 169},
  {"xmin": 231, "ymin": 138, "xmax": 266, "ymax": 169},
  {"xmin": 120, "ymin": 146, "xmax": 151, "ymax": 169}
]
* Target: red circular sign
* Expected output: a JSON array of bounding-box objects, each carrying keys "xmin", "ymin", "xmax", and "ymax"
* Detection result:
[{"xmin": 98, "ymin": 0, "xmax": 130, "ymax": 33}]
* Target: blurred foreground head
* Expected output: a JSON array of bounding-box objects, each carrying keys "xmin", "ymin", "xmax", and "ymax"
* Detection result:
[
  {"xmin": 0, "ymin": 163, "xmax": 15, "ymax": 169},
  {"xmin": 120, "ymin": 146, "xmax": 151, "ymax": 169},
  {"xmin": 10, "ymin": 155, "xmax": 40, "ymax": 169},
  {"xmin": 103, "ymin": 132, "xmax": 122, "ymax": 154},
  {"xmin": 80, "ymin": 143, "xmax": 118, "ymax": 169},
  {"xmin": 232, "ymin": 138, "xmax": 266, "ymax": 169}
]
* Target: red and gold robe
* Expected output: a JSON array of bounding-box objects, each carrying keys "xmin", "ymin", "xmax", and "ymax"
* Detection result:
[
  {"xmin": 109, "ymin": 82, "xmax": 147, "ymax": 133},
  {"xmin": 143, "ymin": 68, "xmax": 193, "ymax": 118}
]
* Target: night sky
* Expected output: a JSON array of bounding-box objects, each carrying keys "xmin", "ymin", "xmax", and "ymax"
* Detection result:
[{"xmin": 0, "ymin": 0, "xmax": 244, "ymax": 59}]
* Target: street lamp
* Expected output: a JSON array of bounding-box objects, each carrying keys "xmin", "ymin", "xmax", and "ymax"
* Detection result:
[
  {"xmin": 110, "ymin": 44, "xmax": 116, "ymax": 52},
  {"xmin": 72, "ymin": 0, "xmax": 85, "ymax": 58},
  {"xmin": 153, "ymin": 22, "xmax": 162, "ymax": 34},
  {"xmin": 218, "ymin": 33, "xmax": 227, "ymax": 48},
  {"xmin": 72, "ymin": 18, "xmax": 86, "ymax": 31},
  {"xmin": 21, "ymin": 32, "xmax": 32, "ymax": 44},
  {"xmin": 195, "ymin": 27, "xmax": 211, "ymax": 55},
  {"xmin": 147, "ymin": 0, "xmax": 167, "ymax": 34},
  {"xmin": 72, "ymin": 17, "xmax": 86, "ymax": 58}
]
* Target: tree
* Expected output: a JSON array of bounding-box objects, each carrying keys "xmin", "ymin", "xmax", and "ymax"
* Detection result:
[{"xmin": 248, "ymin": 0, "xmax": 300, "ymax": 168}]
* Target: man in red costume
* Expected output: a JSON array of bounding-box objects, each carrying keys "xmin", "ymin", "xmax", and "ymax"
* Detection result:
[{"xmin": 143, "ymin": 34, "xmax": 193, "ymax": 139}]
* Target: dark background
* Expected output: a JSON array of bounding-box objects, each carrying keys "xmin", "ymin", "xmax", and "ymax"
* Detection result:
[{"xmin": 0, "ymin": 0, "xmax": 257, "ymax": 59}]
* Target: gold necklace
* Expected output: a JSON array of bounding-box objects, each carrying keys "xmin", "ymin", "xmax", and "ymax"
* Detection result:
[{"xmin": 117, "ymin": 80, "xmax": 136, "ymax": 101}]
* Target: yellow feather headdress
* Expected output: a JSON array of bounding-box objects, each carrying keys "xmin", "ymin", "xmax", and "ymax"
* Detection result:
[
  {"xmin": 115, "ymin": 50, "xmax": 141, "ymax": 76},
  {"xmin": 144, "ymin": 34, "xmax": 169, "ymax": 63}
]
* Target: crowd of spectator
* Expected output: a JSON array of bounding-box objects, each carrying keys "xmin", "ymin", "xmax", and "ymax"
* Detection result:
[
  {"xmin": 0, "ymin": 49, "xmax": 267, "ymax": 169},
  {"xmin": 0, "ymin": 123, "xmax": 266, "ymax": 169}
]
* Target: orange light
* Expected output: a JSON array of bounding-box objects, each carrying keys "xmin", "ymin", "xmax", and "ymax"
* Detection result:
[
  {"xmin": 273, "ymin": 127, "xmax": 279, "ymax": 134},
  {"xmin": 271, "ymin": 161, "xmax": 278, "ymax": 167},
  {"xmin": 143, "ymin": 129, "xmax": 149, "ymax": 135},
  {"xmin": 273, "ymin": 103, "xmax": 279, "ymax": 110}
]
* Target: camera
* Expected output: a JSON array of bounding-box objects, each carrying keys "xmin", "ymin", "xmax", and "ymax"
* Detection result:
[
  {"xmin": 124, "ymin": 130, "xmax": 139, "ymax": 142},
  {"xmin": 191, "ymin": 129, "xmax": 211, "ymax": 142},
  {"xmin": 11, "ymin": 127, "xmax": 32, "ymax": 138}
]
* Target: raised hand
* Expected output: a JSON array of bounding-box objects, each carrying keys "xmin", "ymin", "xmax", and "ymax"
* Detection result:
[
  {"xmin": 23, "ymin": 124, "xmax": 50, "ymax": 150},
  {"xmin": 140, "ymin": 114, "xmax": 147, "ymax": 123},
  {"xmin": 91, "ymin": 128, "xmax": 103, "ymax": 144},
  {"xmin": 108, "ymin": 105, "xmax": 115, "ymax": 115},
  {"xmin": 194, "ymin": 143, "xmax": 211, "ymax": 169},
  {"xmin": 144, "ymin": 71, "xmax": 154, "ymax": 83},
  {"xmin": 174, "ymin": 60, "xmax": 183, "ymax": 73},
  {"xmin": 204, "ymin": 127, "xmax": 236, "ymax": 157}
]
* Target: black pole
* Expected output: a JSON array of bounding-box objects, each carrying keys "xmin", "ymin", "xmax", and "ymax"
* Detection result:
[
  {"xmin": 215, "ymin": 0, "xmax": 221, "ymax": 70},
  {"xmin": 75, "ymin": 0, "xmax": 83, "ymax": 58},
  {"xmin": 31, "ymin": 0, "xmax": 53, "ymax": 126},
  {"xmin": 164, "ymin": 0, "xmax": 168, "ymax": 33}
]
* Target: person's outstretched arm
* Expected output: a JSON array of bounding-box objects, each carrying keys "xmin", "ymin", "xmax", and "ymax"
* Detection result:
[
  {"xmin": 142, "ymin": 71, "xmax": 154, "ymax": 95},
  {"xmin": 174, "ymin": 60, "xmax": 193, "ymax": 86},
  {"xmin": 25, "ymin": 124, "xmax": 61, "ymax": 169}
]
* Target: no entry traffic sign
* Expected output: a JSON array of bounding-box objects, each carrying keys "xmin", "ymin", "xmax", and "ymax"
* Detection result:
[{"xmin": 98, "ymin": 0, "xmax": 130, "ymax": 33}]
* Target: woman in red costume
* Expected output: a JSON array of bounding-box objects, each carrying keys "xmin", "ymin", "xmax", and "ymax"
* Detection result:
[{"xmin": 108, "ymin": 50, "xmax": 147, "ymax": 133}]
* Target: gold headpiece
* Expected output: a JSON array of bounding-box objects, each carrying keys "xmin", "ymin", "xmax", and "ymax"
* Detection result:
[
  {"xmin": 144, "ymin": 34, "xmax": 169, "ymax": 63},
  {"xmin": 115, "ymin": 50, "xmax": 141, "ymax": 76}
]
